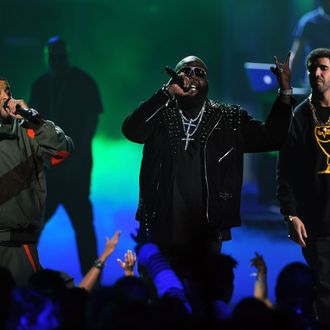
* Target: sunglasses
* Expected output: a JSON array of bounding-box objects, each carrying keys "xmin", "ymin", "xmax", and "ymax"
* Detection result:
[{"xmin": 178, "ymin": 66, "xmax": 207, "ymax": 78}]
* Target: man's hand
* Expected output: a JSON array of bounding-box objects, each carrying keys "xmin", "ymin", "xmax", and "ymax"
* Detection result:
[
  {"xmin": 165, "ymin": 73, "xmax": 199, "ymax": 97},
  {"xmin": 288, "ymin": 216, "xmax": 308, "ymax": 247},
  {"xmin": 99, "ymin": 231, "xmax": 121, "ymax": 262},
  {"xmin": 4, "ymin": 98, "xmax": 29, "ymax": 120},
  {"xmin": 117, "ymin": 249, "xmax": 136, "ymax": 276},
  {"xmin": 271, "ymin": 52, "xmax": 291, "ymax": 90},
  {"xmin": 250, "ymin": 252, "xmax": 267, "ymax": 274}
]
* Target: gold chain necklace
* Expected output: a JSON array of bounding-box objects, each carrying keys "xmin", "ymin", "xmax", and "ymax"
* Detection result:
[{"xmin": 309, "ymin": 94, "xmax": 330, "ymax": 128}]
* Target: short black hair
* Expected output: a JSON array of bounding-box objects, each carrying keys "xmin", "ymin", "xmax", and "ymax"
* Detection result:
[
  {"xmin": 306, "ymin": 48, "xmax": 330, "ymax": 67},
  {"xmin": 0, "ymin": 75, "xmax": 8, "ymax": 82}
]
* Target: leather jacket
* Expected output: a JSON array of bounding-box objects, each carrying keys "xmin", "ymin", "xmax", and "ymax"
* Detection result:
[{"xmin": 122, "ymin": 89, "xmax": 292, "ymax": 242}]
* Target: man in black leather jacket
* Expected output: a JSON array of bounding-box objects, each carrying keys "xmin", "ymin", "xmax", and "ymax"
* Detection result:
[
  {"xmin": 122, "ymin": 54, "xmax": 293, "ymax": 318},
  {"xmin": 122, "ymin": 54, "xmax": 293, "ymax": 256}
]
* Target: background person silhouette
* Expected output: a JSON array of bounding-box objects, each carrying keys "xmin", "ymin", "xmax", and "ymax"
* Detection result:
[
  {"xmin": 29, "ymin": 36, "xmax": 103, "ymax": 276},
  {"xmin": 290, "ymin": 0, "xmax": 330, "ymax": 88}
]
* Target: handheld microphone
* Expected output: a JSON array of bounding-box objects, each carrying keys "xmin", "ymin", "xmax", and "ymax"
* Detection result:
[
  {"xmin": 15, "ymin": 104, "xmax": 42, "ymax": 123},
  {"xmin": 15, "ymin": 105, "xmax": 34, "ymax": 120},
  {"xmin": 165, "ymin": 66, "xmax": 185, "ymax": 89}
]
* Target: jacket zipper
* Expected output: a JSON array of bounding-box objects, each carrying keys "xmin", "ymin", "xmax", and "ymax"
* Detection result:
[
  {"xmin": 145, "ymin": 105, "xmax": 164, "ymax": 123},
  {"xmin": 218, "ymin": 147, "xmax": 234, "ymax": 163},
  {"xmin": 204, "ymin": 116, "xmax": 222, "ymax": 223},
  {"xmin": 145, "ymin": 98, "xmax": 171, "ymax": 123}
]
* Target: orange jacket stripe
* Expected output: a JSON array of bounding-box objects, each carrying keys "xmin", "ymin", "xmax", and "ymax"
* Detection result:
[
  {"xmin": 51, "ymin": 150, "xmax": 71, "ymax": 166},
  {"xmin": 23, "ymin": 244, "xmax": 38, "ymax": 273},
  {"xmin": 27, "ymin": 129, "xmax": 35, "ymax": 139}
]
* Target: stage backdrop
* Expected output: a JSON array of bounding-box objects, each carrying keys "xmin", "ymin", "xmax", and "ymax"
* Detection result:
[{"xmin": 1, "ymin": 0, "xmax": 313, "ymax": 304}]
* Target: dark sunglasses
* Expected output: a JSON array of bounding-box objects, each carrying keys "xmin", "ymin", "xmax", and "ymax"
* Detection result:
[{"xmin": 178, "ymin": 66, "xmax": 207, "ymax": 78}]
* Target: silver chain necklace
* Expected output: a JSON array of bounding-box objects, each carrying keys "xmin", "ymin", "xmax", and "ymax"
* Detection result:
[{"xmin": 179, "ymin": 102, "xmax": 205, "ymax": 151}]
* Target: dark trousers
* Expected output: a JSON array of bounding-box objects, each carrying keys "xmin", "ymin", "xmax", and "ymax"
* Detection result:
[
  {"xmin": 0, "ymin": 244, "xmax": 41, "ymax": 286},
  {"xmin": 42, "ymin": 192, "xmax": 97, "ymax": 276},
  {"xmin": 303, "ymin": 236, "xmax": 330, "ymax": 326}
]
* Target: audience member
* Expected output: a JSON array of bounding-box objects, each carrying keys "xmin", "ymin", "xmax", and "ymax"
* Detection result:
[
  {"xmin": 251, "ymin": 253, "xmax": 319, "ymax": 329},
  {"xmin": 7, "ymin": 287, "xmax": 60, "ymax": 330}
]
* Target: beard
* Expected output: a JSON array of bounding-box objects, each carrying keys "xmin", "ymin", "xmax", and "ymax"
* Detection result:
[
  {"xmin": 177, "ymin": 85, "xmax": 208, "ymax": 109},
  {"xmin": 311, "ymin": 81, "xmax": 330, "ymax": 95}
]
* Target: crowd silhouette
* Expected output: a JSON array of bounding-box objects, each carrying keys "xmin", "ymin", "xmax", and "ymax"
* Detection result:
[{"xmin": 0, "ymin": 235, "xmax": 326, "ymax": 329}]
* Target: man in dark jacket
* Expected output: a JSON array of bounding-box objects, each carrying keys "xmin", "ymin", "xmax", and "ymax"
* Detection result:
[
  {"xmin": 123, "ymin": 54, "xmax": 292, "ymax": 256},
  {"xmin": 123, "ymin": 54, "xmax": 293, "ymax": 317},
  {"xmin": 277, "ymin": 48, "xmax": 330, "ymax": 326},
  {"xmin": 0, "ymin": 76, "xmax": 73, "ymax": 285}
]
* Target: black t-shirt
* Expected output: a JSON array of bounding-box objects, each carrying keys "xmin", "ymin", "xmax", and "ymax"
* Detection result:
[
  {"xmin": 313, "ymin": 105, "xmax": 330, "ymax": 235},
  {"xmin": 170, "ymin": 111, "xmax": 206, "ymax": 246}
]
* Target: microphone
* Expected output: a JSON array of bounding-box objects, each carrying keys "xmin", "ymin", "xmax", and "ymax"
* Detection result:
[
  {"xmin": 15, "ymin": 104, "xmax": 42, "ymax": 123},
  {"xmin": 15, "ymin": 105, "xmax": 34, "ymax": 119},
  {"xmin": 165, "ymin": 66, "xmax": 185, "ymax": 89}
]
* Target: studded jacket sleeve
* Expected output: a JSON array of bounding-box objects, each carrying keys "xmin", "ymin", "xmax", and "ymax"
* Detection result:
[
  {"xmin": 122, "ymin": 89, "xmax": 170, "ymax": 143},
  {"xmin": 277, "ymin": 122, "xmax": 301, "ymax": 218},
  {"xmin": 241, "ymin": 97, "xmax": 293, "ymax": 152}
]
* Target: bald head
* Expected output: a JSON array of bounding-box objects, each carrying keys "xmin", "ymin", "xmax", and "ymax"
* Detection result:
[{"xmin": 175, "ymin": 56, "xmax": 207, "ymax": 73}]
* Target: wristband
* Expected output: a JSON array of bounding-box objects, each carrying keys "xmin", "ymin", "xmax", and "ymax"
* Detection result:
[
  {"xmin": 278, "ymin": 88, "xmax": 293, "ymax": 96},
  {"xmin": 93, "ymin": 259, "xmax": 105, "ymax": 270},
  {"xmin": 161, "ymin": 85, "xmax": 172, "ymax": 98}
]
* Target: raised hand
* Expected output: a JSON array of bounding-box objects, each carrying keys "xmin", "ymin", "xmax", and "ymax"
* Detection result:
[
  {"xmin": 271, "ymin": 52, "xmax": 291, "ymax": 90},
  {"xmin": 117, "ymin": 249, "xmax": 136, "ymax": 276}
]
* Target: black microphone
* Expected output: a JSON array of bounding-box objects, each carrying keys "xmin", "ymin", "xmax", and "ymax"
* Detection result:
[
  {"xmin": 165, "ymin": 66, "xmax": 185, "ymax": 89},
  {"xmin": 15, "ymin": 105, "xmax": 34, "ymax": 119},
  {"xmin": 15, "ymin": 104, "xmax": 42, "ymax": 123}
]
